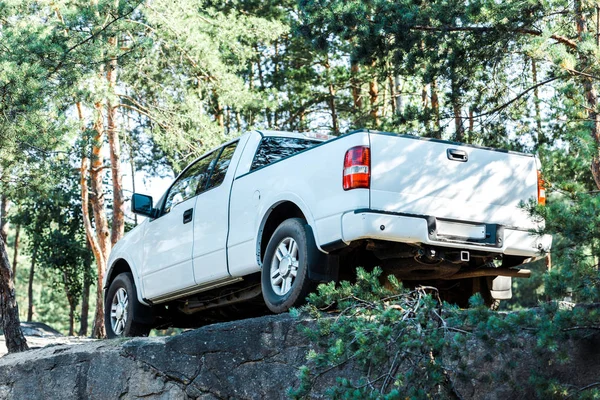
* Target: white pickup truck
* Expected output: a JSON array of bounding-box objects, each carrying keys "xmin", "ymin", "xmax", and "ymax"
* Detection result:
[{"xmin": 103, "ymin": 129, "xmax": 552, "ymax": 337}]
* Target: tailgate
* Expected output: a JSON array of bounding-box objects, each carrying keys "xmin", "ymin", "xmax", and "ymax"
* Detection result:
[{"xmin": 369, "ymin": 133, "xmax": 539, "ymax": 230}]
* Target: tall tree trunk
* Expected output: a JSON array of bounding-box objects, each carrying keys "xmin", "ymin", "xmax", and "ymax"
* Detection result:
[
  {"xmin": 107, "ymin": 36, "xmax": 124, "ymax": 248},
  {"xmin": 225, "ymin": 106, "xmax": 231, "ymax": 135},
  {"xmin": 69, "ymin": 302, "xmax": 75, "ymax": 336},
  {"xmin": 451, "ymin": 77, "xmax": 463, "ymax": 142},
  {"xmin": 27, "ymin": 244, "xmax": 36, "ymax": 322},
  {"xmin": 273, "ymin": 39, "xmax": 280, "ymax": 127},
  {"xmin": 422, "ymin": 81, "xmax": 430, "ymax": 131},
  {"xmin": 0, "ymin": 195, "xmax": 8, "ymax": 244},
  {"xmin": 388, "ymin": 73, "xmax": 396, "ymax": 116},
  {"xmin": 369, "ymin": 62, "xmax": 380, "ymax": 126},
  {"xmin": 79, "ymin": 242, "xmax": 92, "ymax": 337},
  {"xmin": 89, "ymin": 104, "xmax": 109, "ymax": 338},
  {"xmin": 394, "ymin": 75, "xmax": 403, "ymax": 114},
  {"xmin": 325, "ymin": 58, "xmax": 339, "ymax": 135},
  {"xmin": 248, "ymin": 64, "xmax": 255, "ymax": 127},
  {"xmin": 531, "ymin": 59, "xmax": 543, "ymax": 146},
  {"xmin": 453, "ymin": 101, "xmax": 463, "ymax": 142},
  {"xmin": 65, "ymin": 283, "xmax": 75, "ymax": 337},
  {"xmin": 254, "ymin": 46, "xmax": 271, "ymax": 128},
  {"xmin": 575, "ymin": 0, "xmax": 600, "ymax": 189},
  {"xmin": 421, "ymin": 84, "xmax": 429, "ymax": 108},
  {"xmin": 329, "ymin": 82, "xmax": 338, "ymax": 134},
  {"xmin": 127, "ymin": 131, "xmax": 138, "ymax": 226},
  {"xmin": 213, "ymin": 89, "xmax": 224, "ymax": 129},
  {"xmin": 78, "ymin": 99, "xmax": 109, "ymax": 339},
  {"xmin": 11, "ymin": 224, "xmax": 19, "ymax": 278},
  {"xmin": 351, "ymin": 61, "xmax": 362, "ymax": 110},
  {"xmin": 235, "ymin": 110, "xmax": 242, "ymax": 132},
  {"xmin": 468, "ymin": 108, "xmax": 474, "ymax": 133},
  {"xmin": 0, "ymin": 236, "xmax": 28, "ymax": 353},
  {"xmin": 431, "ymin": 79, "xmax": 440, "ymax": 136}
]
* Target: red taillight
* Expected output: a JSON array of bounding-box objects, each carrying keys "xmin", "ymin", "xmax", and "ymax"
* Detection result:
[
  {"xmin": 537, "ymin": 170, "xmax": 546, "ymax": 206},
  {"xmin": 343, "ymin": 146, "xmax": 370, "ymax": 190}
]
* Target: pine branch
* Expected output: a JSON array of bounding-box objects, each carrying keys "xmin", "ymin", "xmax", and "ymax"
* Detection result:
[
  {"xmin": 472, "ymin": 75, "xmax": 563, "ymax": 118},
  {"xmin": 409, "ymin": 25, "xmax": 578, "ymax": 49}
]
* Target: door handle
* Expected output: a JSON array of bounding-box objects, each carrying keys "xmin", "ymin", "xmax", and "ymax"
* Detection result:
[
  {"xmin": 183, "ymin": 208, "xmax": 193, "ymax": 224},
  {"xmin": 447, "ymin": 148, "xmax": 468, "ymax": 162}
]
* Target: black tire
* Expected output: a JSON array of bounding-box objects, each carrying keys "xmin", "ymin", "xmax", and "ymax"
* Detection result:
[
  {"xmin": 261, "ymin": 218, "xmax": 317, "ymax": 313},
  {"xmin": 104, "ymin": 272, "xmax": 152, "ymax": 338}
]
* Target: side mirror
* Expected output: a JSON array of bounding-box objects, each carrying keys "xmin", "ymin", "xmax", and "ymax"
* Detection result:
[{"xmin": 131, "ymin": 193, "xmax": 154, "ymax": 217}]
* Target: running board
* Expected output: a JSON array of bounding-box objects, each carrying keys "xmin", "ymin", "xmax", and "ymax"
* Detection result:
[
  {"xmin": 180, "ymin": 284, "xmax": 263, "ymax": 314},
  {"xmin": 147, "ymin": 277, "xmax": 243, "ymax": 304}
]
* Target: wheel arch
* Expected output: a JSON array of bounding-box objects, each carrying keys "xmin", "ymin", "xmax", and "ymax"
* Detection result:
[
  {"xmin": 104, "ymin": 257, "xmax": 149, "ymax": 306},
  {"xmin": 257, "ymin": 201, "xmax": 308, "ymax": 264},
  {"xmin": 104, "ymin": 257, "xmax": 155, "ymax": 326}
]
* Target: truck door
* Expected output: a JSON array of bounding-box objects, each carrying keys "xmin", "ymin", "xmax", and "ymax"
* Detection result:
[
  {"xmin": 192, "ymin": 141, "xmax": 240, "ymax": 284},
  {"xmin": 142, "ymin": 150, "xmax": 219, "ymax": 300}
]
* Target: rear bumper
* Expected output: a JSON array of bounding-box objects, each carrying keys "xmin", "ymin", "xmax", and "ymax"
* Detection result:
[{"xmin": 340, "ymin": 210, "xmax": 552, "ymax": 258}]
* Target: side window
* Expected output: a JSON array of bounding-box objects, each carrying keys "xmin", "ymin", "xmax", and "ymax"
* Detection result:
[
  {"xmin": 206, "ymin": 142, "xmax": 238, "ymax": 191},
  {"xmin": 163, "ymin": 151, "xmax": 218, "ymax": 214},
  {"xmin": 250, "ymin": 137, "xmax": 319, "ymax": 171}
]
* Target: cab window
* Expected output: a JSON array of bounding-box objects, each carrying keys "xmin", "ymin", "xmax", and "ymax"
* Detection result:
[
  {"xmin": 205, "ymin": 142, "xmax": 238, "ymax": 191},
  {"xmin": 163, "ymin": 151, "xmax": 218, "ymax": 214}
]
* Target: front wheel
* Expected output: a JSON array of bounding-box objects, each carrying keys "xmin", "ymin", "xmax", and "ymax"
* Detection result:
[
  {"xmin": 261, "ymin": 218, "xmax": 317, "ymax": 313},
  {"xmin": 104, "ymin": 272, "xmax": 152, "ymax": 338}
]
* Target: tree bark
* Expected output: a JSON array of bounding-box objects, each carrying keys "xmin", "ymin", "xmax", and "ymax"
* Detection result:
[
  {"xmin": 431, "ymin": 79, "xmax": 441, "ymax": 137},
  {"xmin": 235, "ymin": 110, "xmax": 242, "ymax": 132},
  {"xmin": 574, "ymin": 0, "xmax": 600, "ymax": 189},
  {"xmin": 27, "ymin": 244, "xmax": 36, "ymax": 323},
  {"xmin": 388, "ymin": 73, "xmax": 396, "ymax": 116},
  {"xmin": 0, "ymin": 236, "xmax": 28, "ymax": 353},
  {"xmin": 422, "ymin": 79, "xmax": 430, "ymax": 131},
  {"xmin": 0, "ymin": 195, "xmax": 8, "ymax": 244},
  {"xmin": 453, "ymin": 101, "xmax": 463, "ymax": 142},
  {"xmin": 89, "ymin": 102, "xmax": 109, "ymax": 338},
  {"xmin": 107, "ymin": 36, "xmax": 124, "ymax": 248},
  {"xmin": 325, "ymin": 57, "xmax": 339, "ymax": 135},
  {"xmin": 369, "ymin": 62, "xmax": 380, "ymax": 127},
  {"xmin": 468, "ymin": 108, "xmax": 474, "ymax": 133},
  {"xmin": 78, "ymin": 241, "xmax": 92, "ymax": 337},
  {"xmin": 78, "ymin": 99, "xmax": 109, "ymax": 339},
  {"xmin": 451, "ymin": 77, "xmax": 463, "ymax": 142},
  {"xmin": 531, "ymin": 59, "xmax": 543, "ymax": 146},
  {"xmin": 394, "ymin": 75, "xmax": 403, "ymax": 114},
  {"xmin": 65, "ymin": 275, "xmax": 75, "ymax": 336},
  {"xmin": 254, "ymin": 46, "xmax": 271, "ymax": 128},
  {"xmin": 213, "ymin": 89, "xmax": 224, "ymax": 129},
  {"xmin": 351, "ymin": 61, "xmax": 362, "ymax": 110},
  {"xmin": 11, "ymin": 224, "xmax": 19, "ymax": 278}
]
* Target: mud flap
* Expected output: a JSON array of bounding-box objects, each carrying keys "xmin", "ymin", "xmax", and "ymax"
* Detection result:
[
  {"xmin": 305, "ymin": 223, "xmax": 340, "ymax": 283},
  {"xmin": 488, "ymin": 276, "xmax": 512, "ymax": 300}
]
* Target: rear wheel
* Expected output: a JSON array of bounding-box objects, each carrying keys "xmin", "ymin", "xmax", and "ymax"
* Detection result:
[
  {"xmin": 105, "ymin": 272, "xmax": 152, "ymax": 338},
  {"xmin": 261, "ymin": 218, "xmax": 316, "ymax": 313}
]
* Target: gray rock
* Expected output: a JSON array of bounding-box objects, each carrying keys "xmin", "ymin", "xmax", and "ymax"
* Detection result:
[{"xmin": 0, "ymin": 313, "xmax": 598, "ymax": 399}]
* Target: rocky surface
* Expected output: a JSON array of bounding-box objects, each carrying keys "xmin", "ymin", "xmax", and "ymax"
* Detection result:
[
  {"xmin": 0, "ymin": 313, "xmax": 599, "ymax": 399},
  {"xmin": 0, "ymin": 322, "xmax": 95, "ymax": 357},
  {"xmin": 0, "ymin": 314, "xmax": 313, "ymax": 399}
]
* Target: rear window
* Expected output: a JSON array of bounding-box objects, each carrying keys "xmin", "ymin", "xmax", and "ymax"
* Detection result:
[{"xmin": 251, "ymin": 137, "xmax": 320, "ymax": 171}]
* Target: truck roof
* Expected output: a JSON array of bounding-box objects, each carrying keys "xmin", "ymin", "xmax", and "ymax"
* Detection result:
[{"xmin": 256, "ymin": 130, "xmax": 331, "ymax": 142}]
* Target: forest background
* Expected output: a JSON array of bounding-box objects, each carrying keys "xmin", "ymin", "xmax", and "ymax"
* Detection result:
[{"xmin": 1, "ymin": 0, "xmax": 600, "ymax": 346}]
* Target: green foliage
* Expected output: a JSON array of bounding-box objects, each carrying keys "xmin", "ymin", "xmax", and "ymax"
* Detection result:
[
  {"xmin": 290, "ymin": 268, "xmax": 460, "ymax": 399},
  {"xmin": 9, "ymin": 156, "xmax": 93, "ymax": 332},
  {"xmin": 291, "ymin": 268, "xmax": 600, "ymax": 399}
]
